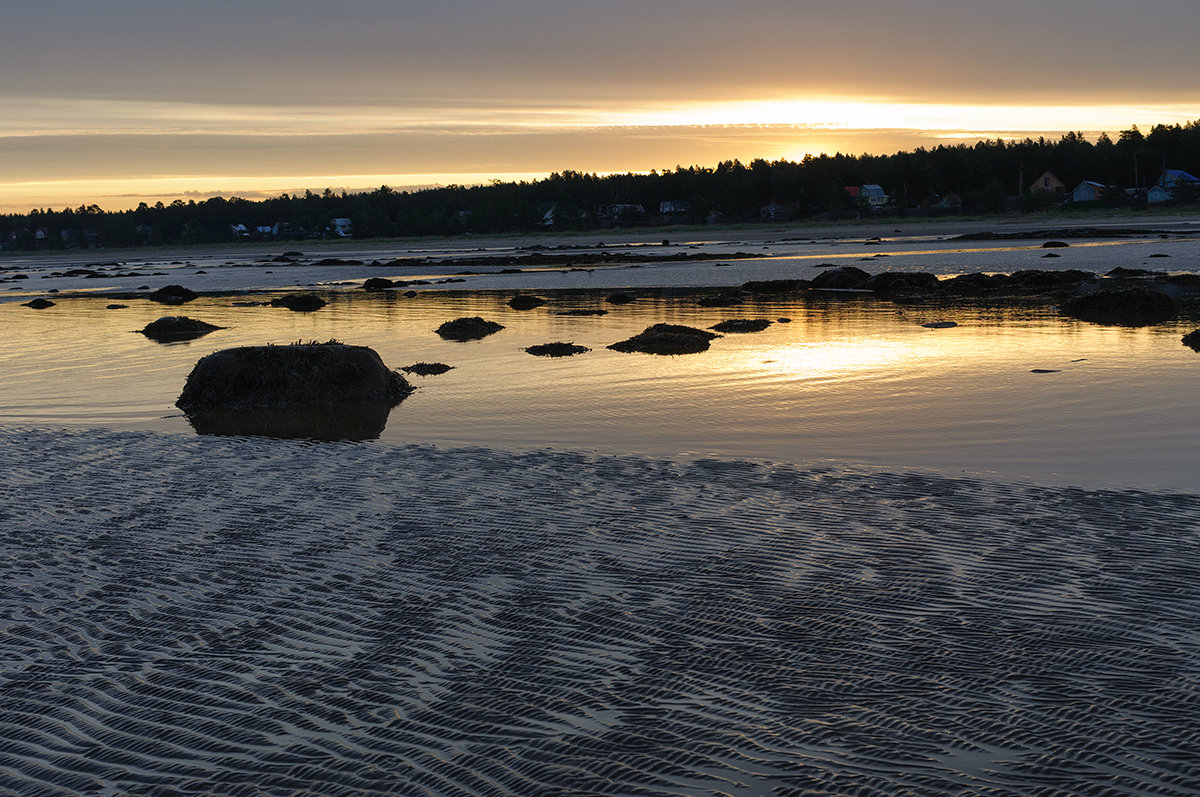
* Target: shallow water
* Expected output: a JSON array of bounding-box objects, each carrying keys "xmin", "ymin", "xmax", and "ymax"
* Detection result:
[{"xmin": 2, "ymin": 289, "xmax": 1197, "ymax": 490}]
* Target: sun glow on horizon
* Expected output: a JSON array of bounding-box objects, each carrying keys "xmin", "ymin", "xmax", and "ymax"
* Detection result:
[{"xmin": 2, "ymin": 94, "xmax": 1197, "ymax": 211}]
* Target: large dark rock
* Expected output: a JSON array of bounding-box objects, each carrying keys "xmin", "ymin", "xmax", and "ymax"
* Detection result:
[
  {"xmin": 148, "ymin": 284, "xmax": 198, "ymax": 304},
  {"xmin": 362, "ymin": 277, "xmax": 395, "ymax": 291},
  {"xmin": 1182, "ymin": 330, "xmax": 1200, "ymax": 352},
  {"xmin": 810, "ymin": 266, "xmax": 870, "ymax": 289},
  {"xmin": 22, "ymin": 298, "xmax": 55, "ymax": 309},
  {"xmin": 177, "ymin": 342, "xmax": 411, "ymax": 411},
  {"xmin": 1059, "ymin": 288, "xmax": 1177, "ymax": 326},
  {"xmin": 435, "ymin": 316, "xmax": 504, "ymax": 340},
  {"xmin": 139, "ymin": 316, "xmax": 225, "ymax": 342},
  {"xmin": 608, "ymin": 323, "xmax": 720, "ymax": 355},
  {"xmin": 271, "ymin": 293, "xmax": 327, "ymax": 311}
]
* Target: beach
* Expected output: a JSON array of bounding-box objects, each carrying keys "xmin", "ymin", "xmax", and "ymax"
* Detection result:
[
  {"xmin": 3, "ymin": 426, "xmax": 1200, "ymax": 794},
  {"xmin": 3, "ymin": 217, "xmax": 1200, "ymax": 794}
]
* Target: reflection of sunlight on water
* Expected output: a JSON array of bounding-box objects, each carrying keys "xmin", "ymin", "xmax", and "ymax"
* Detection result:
[{"xmin": 757, "ymin": 339, "xmax": 926, "ymax": 381}]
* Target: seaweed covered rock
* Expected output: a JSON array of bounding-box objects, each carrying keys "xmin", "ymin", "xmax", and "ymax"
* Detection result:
[
  {"xmin": 1060, "ymin": 288, "xmax": 1177, "ymax": 326},
  {"xmin": 139, "ymin": 316, "xmax": 224, "ymax": 342},
  {"xmin": 401, "ymin": 362, "xmax": 454, "ymax": 375},
  {"xmin": 1009, "ymin": 269, "xmax": 1097, "ymax": 290},
  {"xmin": 810, "ymin": 266, "xmax": 870, "ymax": 290},
  {"xmin": 608, "ymin": 323, "xmax": 720, "ymax": 355},
  {"xmin": 271, "ymin": 293, "xmax": 327, "ymax": 311},
  {"xmin": 710, "ymin": 319, "xmax": 772, "ymax": 333},
  {"xmin": 435, "ymin": 316, "xmax": 504, "ymax": 341},
  {"xmin": 865, "ymin": 272, "xmax": 940, "ymax": 294},
  {"xmin": 148, "ymin": 284, "xmax": 198, "ymax": 305},
  {"xmin": 362, "ymin": 277, "xmax": 395, "ymax": 291},
  {"xmin": 939, "ymin": 273, "xmax": 1006, "ymax": 295},
  {"xmin": 508, "ymin": 295, "xmax": 547, "ymax": 310},
  {"xmin": 176, "ymin": 342, "xmax": 411, "ymax": 411},
  {"xmin": 524, "ymin": 342, "xmax": 590, "ymax": 357}
]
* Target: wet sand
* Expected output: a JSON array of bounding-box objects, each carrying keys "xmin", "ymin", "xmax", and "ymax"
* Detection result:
[{"xmin": 3, "ymin": 426, "xmax": 1199, "ymax": 795}]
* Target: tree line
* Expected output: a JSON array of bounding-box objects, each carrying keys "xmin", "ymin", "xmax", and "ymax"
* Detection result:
[{"xmin": 3, "ymin": 121, "xmax": 1198, "ymax": 252}]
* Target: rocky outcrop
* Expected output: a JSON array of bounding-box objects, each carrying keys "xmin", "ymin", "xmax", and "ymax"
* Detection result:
[{"xmin": 1059, "ymin": 288, "xmax": 1177, "ymax": 326}]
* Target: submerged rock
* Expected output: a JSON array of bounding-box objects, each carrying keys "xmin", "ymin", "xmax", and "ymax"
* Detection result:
[
  {"xmin": 606, "ymin": 292, "xmax": 635, "ymax": 305},
  {"xmin": 710, "ymin": 319, "xmax": 772, "ymax": 333},
  {"xmin": 139, "ymin": 316, "xmax": 225, "ymax": 342},
  {"xmin": 401, "ymin": 362, "xmax": 454, "ymax": 375},
  {"xmin": 1059, "ymin": 288, "xmax": 1177, "ymax": 326},
  {"xmin": 697, "ymin": 294, "xmax": 743, "ymax": 307},
  {"xmin": 148, "ymin": 284, "xmax": 198, "ymax": 304},
  {"xmin": 270, "ymin": 293, "xmax": 327, "ymax": 311},
  {"xmin": 524, "ymin": 342, "xmax": 590, "ymax": 357},
  {"xmin": 177, "ymin": 341, "xmax": 411, "ymax": 411},
  {"xmin": 435, "ymin": 316, "xmax": 504, "ymax": 340},
  {"xmin": 921, "ymin": 321, "xmax": 959, "ymax": 329},
  {"xmin": 608, "ymin": 323, "xmax": 720, "ymax": 355},
  {"xmin": 741, "ymin": 279, "xmax": 804, "ymax": 294},
  {"xmin": 508, "ymin": 295, "xmax": 547, "ymax": 310}
]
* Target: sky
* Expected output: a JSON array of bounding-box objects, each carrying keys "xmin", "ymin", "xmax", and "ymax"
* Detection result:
[{"xmin": 1, "ymin": 0, "xmax": 1198, "ymax": 212}]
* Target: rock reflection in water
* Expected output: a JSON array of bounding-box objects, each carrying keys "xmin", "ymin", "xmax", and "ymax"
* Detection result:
[{"xmin": 184, "ymin": 402, "xmax": 394, "ymax": 441}]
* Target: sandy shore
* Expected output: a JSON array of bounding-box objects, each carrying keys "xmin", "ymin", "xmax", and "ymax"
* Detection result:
[{"xmin": 3, "ymin": 426, "xmax": 1199, "ymax": 794}]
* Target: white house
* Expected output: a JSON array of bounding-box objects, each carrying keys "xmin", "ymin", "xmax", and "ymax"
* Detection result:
[
  {"xmin": 1072, "ymin": 181, "xmax": 1106, "ymax": 203},
  {"xmin": 860, "ymin": 184, "xmax": 889, "ymax": 207},
  {"xmin": 331, "ymin": 218, "xmax": 352, "ymax": 237}
]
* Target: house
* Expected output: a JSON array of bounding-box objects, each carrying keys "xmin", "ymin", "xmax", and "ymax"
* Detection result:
[
  {"xmin": 659, "ymin": 200, "xmax": 687, "ymax": 215},
  {"xmin": 1072, "ymin": 181, "xmax": 1106, "ymax": 203},
  {"xmin": 1158, "ymin": 169, "xmax": 1200, "ymax": 190},
  {"xmin": 760, "ymin": 199, "xmax": 792, "ymax": 221},
  {"xmin": 859, "ymin": 184, "xmax": 890, "ymax": 208},
  {"xmin": 596, "ymin": 204, "xmax": 645, "ymax": 225},
  {"xmin": 1147, "ymin": 185, "xmax": 1173, "ymax": 204},
  {"xmin": 1029, "ymin": 170, "xmax": 1066, "ymax": 196},
  {"xmin": 230, "ymin": 223, "xmax": 249, "ymax": 238},
  {"xmin": 331, "ymin": 218, "xmax": 352, "ymax": 237}
]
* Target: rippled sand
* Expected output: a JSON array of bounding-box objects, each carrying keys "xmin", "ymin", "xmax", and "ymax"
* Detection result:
[{"xmin": 3, "ymin": 427, "xmax": 1200, "ymax": 795}]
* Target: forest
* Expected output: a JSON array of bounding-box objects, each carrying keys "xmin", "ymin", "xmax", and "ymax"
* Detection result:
[{"xmin": 3, "ymin": 121, "xmax": 1198, "ymax": 252}]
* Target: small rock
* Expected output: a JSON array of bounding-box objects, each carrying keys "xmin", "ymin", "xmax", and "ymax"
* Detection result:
[
  {"xmin": 1042, "ymin": 241, "xmax": 1069, "ymax": 248},
  {"xmin": 508, "ymin": 295, "xmax": 547, "ymax": 310},
  {"xmin": 710, "ymin": 319, "xmax": 772, "ymax": 333},
  {"xmin": 23, "ymin": 298, "xmax": 55, "ymax": 309},
  {"xmin": 139, "ymin": 316, "xmax": 225, "ymax": 342},
  {"xmin": 524, "ymin": 342, "xmax": 590, "ymax": 357},
  {"xmin": 606, "ymin": 293, "xmax": 635, "ymax": 305},
  {"xmin": 1182, "ymin": 330, "xmax": 1200, "ymax": 352},
  {"xmin": 922, "ymin": 321, "xmax": 958, "ymax": 329},
  {"xmin": 148, "ymin": 284, "xmax": 198, "ymax": 304},
  {"xmin": 436, "ymin": 316, "xmax": 504, "ymax": 341},
  {"xmin": 401, "ymin": 362, "xmax": 454, "ymax": 375},
  {"xmin": 270, "ymin": 294, "xmax": 327, "ymax": 311}
]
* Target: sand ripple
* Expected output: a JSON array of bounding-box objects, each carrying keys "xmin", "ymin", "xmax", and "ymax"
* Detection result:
[{"xmin": 2, "ymin": 427, "xmax": 1199, "ymax": 795}]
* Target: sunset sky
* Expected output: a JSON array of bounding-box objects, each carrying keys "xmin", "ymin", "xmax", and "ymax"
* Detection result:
[{"xmin": 2, "ymin": 0, "xmax": 1197, "ymax": 212}]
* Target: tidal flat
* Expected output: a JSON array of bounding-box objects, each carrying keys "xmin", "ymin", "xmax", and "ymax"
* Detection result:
[{"xmin": 2, "ymin": 218, "xmax": 1200, "ymax": 794}]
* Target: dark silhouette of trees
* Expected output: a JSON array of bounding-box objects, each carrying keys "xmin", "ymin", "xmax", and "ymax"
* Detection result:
[{"xmin": 3, "ymin": 120, "xmax": 1200, "ymax": 253}]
